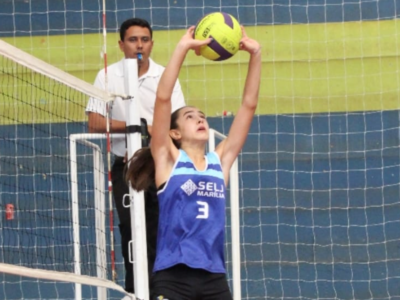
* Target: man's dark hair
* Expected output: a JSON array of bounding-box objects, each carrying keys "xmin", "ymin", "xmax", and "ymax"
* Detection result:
[{"xmin": 119, "ymin": 18, "xmax": 153, "ymax": 41}]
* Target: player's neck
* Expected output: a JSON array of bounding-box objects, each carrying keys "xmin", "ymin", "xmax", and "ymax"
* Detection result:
[
  {"xmin": 182, "ymin": 145, "xmax": 205, "ymax": 161},
  {"xmin": 184, "ymin": 147, "xmax": 206, "ymax": 171}
]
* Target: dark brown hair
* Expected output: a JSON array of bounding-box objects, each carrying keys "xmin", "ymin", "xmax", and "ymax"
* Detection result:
[
  {"xmin": 120, "ymin": 18, "xmax": 153, "ymax": 41},
  {"xmin": 125, "ymin": 107, "xmax": 184, "ymax": 191}
]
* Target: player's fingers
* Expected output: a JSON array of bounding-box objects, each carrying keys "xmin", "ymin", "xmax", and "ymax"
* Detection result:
[
  {"xmin": 239, "ymin": 36, "xmax": 249, "ymax": 50},
  {"xmin": 204, "ymin": 37, "xmax": 213, "ymax": 45},
  {"xmin": 187, "ymin": 26, "xmax": 196, "ymax": 35},
  {"xmin": 241, "ymin": 25, "xmax": 247, "ymax": 38},
  {"xmin": 196, "ymin": 37, "xmax": 212, "ymax": 46}
]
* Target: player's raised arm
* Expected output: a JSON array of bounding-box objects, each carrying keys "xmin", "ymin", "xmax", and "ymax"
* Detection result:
[
  {"xmin": 217, "ymin": 27, "xmax": 262, "ymax": 179},
  {"xmin": 151, "ymin": 27, "xmax": 211, "ymax": 159}
]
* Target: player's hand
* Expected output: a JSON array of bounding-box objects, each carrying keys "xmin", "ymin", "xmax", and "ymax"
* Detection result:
[
  {"xmin": 239, "ymin": 26, "xmax": 261, "ymax": 55},
  {"xmin": 179, "ymin": 26, "xmax": 212, "ymax": 53}
]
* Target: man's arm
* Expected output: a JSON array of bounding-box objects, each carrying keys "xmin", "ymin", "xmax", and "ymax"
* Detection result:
[
  {"xmin": 87, "ymin": 67, "xmax": 128, "ymax": 134},
  {"xmin": 88, "ymin": 112, "xmax": 126, "ymax": 133}
]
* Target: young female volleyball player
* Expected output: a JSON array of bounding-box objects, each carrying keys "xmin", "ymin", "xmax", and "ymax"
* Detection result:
[{"xmin": 126, "ymin": 26, "xmax": 261, "ymax": 300}]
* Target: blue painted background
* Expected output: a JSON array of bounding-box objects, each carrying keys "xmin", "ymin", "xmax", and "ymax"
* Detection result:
[
  {"xmin": 0, "ymin": 0, "xmax": 399, "ymax": 37},
  {"xmin": 1, "ymin": 0, "xmax": 400, "ymax": 298},
  {"xmin": 1, "ymin": 111, "xmax": 400, "ymax": 299}
]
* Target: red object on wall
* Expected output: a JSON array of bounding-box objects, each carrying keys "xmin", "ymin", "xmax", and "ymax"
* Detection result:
[{"xmin": 5, "ymin": 204, "xmax": 14, "ymax": 220}]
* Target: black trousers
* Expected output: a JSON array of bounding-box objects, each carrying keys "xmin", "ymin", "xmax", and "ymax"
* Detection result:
[
  {"xmin": 151, "ymin": 264, "xmax": 233, "ymax": 300},
  {"xmin": 111, "ymin": 156, "xmax": 159, "ymax": 293}
]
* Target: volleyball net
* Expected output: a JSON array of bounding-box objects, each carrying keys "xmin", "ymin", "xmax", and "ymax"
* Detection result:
[
  {"xmin": 2, "ymin": 1, "xmax": 400, "ymax": 300},
  {"xmin": 0, "ymin": 38, "xmax": 129, "ymax": 299}
]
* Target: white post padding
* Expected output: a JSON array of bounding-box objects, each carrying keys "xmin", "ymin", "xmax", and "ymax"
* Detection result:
[{"xmin": 123, "ymin": 58, "xmax": 149, "ymax": 300}]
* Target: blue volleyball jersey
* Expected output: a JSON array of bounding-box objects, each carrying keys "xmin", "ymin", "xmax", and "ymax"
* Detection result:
[{"xmin": 154, "ymin": 149, "xmax": 226, "ymax": 274}]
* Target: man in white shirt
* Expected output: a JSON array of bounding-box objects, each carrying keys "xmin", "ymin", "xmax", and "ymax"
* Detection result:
[{"xmin": 86, "ymin": 18, "xmax": 185, "ymax": 296}]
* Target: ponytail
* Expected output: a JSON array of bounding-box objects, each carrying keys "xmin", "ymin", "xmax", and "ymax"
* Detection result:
[
  {"xmin": 125, "ymin": 107, "xmax": 186, "ymax": 191},
  {"xmin": 125, "ymin": 147, "xmax": 155, "ymax": 192}
]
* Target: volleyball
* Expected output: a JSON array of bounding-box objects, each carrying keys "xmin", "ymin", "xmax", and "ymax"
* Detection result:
[{"xmin": 194, "ymin": 12, "xmax": 242, "ymax": 61}]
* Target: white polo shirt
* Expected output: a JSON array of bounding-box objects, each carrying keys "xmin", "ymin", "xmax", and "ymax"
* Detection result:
[{"xmin": 86, "ymin": 58, "xmax": 186, "ymax": 156}]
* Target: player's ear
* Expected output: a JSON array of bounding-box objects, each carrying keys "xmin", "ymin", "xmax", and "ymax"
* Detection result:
[
  {"xmin": 118, "ymin": 40, "xmax": 124, "ymax": 51},
  {"xmin": 169, "ymin": 129, "xmax": 181, "ymax": 141}
]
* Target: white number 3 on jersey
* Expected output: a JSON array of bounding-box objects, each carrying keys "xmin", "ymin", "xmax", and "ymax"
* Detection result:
[{"xmin": 196, "ymin": 201, "xmax": 209, "ymax": 219}]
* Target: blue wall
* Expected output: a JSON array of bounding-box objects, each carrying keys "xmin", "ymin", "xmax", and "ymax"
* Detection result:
[
  {"xmin": 2, "ymin": 111, "xmax": 400, "ymax": 298},
  {"xmin": 1, "ymin": 0, "xmax": 399, "ymax": 37}
]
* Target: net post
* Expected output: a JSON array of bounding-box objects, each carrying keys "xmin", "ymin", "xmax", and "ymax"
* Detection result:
[
  {"xmin": 93, "ymin": 147, "xmax": 107, "ymax": 300},
  {"xmin": 229, "ymin": 158, "xmax": 241, "ymax": 300},
  {"xmin": 69, "ymin": 135, "xmax": 82, "ymax": 300},
  {"xmin": 123, "ymin": 58, "xmax": 149, "ymax": 300},
  {"xmin": 208, "ymin": 129, "xmax": 242, "ymax": 300},
  {"xmin": 70, "ymin": 133, "xmax": 123, "ymax": 300}
]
